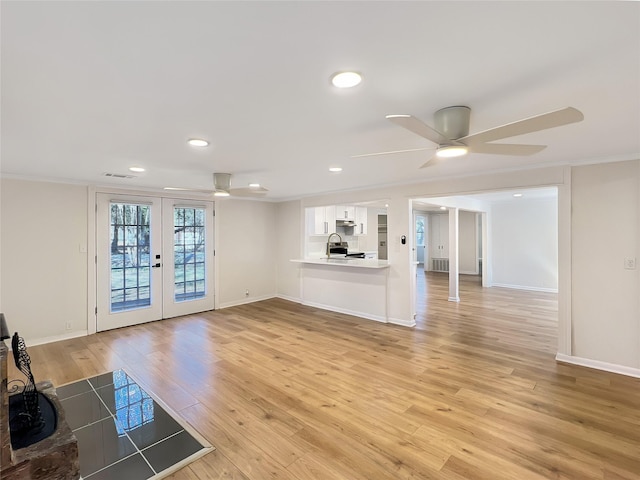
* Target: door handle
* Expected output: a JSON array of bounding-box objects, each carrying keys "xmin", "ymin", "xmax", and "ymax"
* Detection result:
[{"xmin": 152, "ymin": 263, "xmax": 161, "ymax": 268}]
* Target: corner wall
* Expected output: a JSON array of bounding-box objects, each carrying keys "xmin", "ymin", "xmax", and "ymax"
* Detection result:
[
  {"xmin": 215, "ymin": 199, "xmax": 278, "ymax": 308},
  {"xmin": 0, "ymin": 179, "xmax": 88, "ymax": 343},
  {"xmin": 491, "ymin": 196, "xmax": 558, "ymax": 291},
  {"xmin": 275, "ymin": 200, "xmax": 302, "ymax": 302},
  {"xmin": 571, "ymin": 160, "xmax": 640, "ymax": 370}
]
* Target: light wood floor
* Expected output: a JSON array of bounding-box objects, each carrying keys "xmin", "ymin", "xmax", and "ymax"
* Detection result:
[{"xmin": 9, "ymin": 273, "xmax": 640, "ymax": 479}]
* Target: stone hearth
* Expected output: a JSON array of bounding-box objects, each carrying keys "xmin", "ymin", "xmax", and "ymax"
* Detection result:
[{"xmin": 1, "ymin": 337, "xmax": 80, "ymax": 479}]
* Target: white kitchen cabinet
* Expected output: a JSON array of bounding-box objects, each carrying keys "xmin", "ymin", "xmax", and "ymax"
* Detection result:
[
  {"xmin": 309, "ymin": 206, "xmax": 337, "ymax": 235},
  {"xmin": 354, "ymin": 207, "xmax": 368, "ymax": 235},
  {"xmin": 430, "ymin": 213, "xmax": 449, "ymax": 259},
  {"xmin": 335, "ymin": 205, "xmax": 356, "ymax": 220}
]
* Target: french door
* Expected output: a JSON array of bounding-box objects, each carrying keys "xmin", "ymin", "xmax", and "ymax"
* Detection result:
[{"xmin": 96, "ymin": 194, "xmax": 215, "ymax": 332}]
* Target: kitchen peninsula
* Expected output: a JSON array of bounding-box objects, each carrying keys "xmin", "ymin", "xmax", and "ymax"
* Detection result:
[
  {"xmin": 294, "ymin": 204, "xmax": 391, "ymax": 323},
  {"xmin": 290, "ymin": 257, "xmax": 390, "ymax": 323}
]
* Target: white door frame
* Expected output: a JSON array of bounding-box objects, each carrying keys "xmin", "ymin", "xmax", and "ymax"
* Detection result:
[
  {"xmin": 87, "ymin": 186, "xmax": 217, "ymax": 334},
  {"xmin": 96, "ymin": 193, "xmax": 163, "ymax": 331},
  {"xmin": 161, "ymin": 198, "xmax": 215, "ymax": 319}
]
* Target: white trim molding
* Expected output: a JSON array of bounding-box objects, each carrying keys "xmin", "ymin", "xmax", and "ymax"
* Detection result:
[
  {"xmin": 217, "ymin": 294, "xmax": 277, "ymax": 309},
  {"xmin": 556, "ymin": 353, "xmax": 640, "ymax": 379},
  {"xmin": 25, "ymin": 330, "xmax": 89, "ymax": 348},
  {"xmin": 491, "ymin": 283, "xmax": 558, "ymax": 293},
  {"xmin": 276, "ymin": 294, "xmax": 302, "ymax": 304},
  {"xmin": 301, "ymin": 300, "xmax": 388, "ymax": 324},
  {"xmin": 388, "ymin": 317, "xmax": 416, "ymax": 328}
]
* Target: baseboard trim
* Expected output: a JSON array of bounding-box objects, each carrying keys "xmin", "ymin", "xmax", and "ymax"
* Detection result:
[
  {"xmin": 23, "ymin": 330, "xmax": 89, "ymax": 348},
  {"xmin": 301, "ymin": 300, "xmax": 387, "ymax": 324},
  {"xmin": 388, "ymin": 317, "xmax": 416, "ymax": 328},
  {"xmin": 218, "ymin": 294, "xmax": 276, "ymax": 309},
  {"xmin": 556, "ymin": 353, "xmax": 640, "ymax": 378},
  {"xmin": 492, "ymin": 283, "xmax": 558, "ymax": 293},
  {"xmin": 275, "ymin": 294, "xmax": 302, "ymax": 304}
]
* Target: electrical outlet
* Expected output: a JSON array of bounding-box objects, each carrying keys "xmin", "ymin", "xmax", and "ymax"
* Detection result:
[
  {"xmin": 245, "ymin": 289, "xmax": 250, "ymax": 297},
  {"xmin": 624, "ymin": 257, "xmax": 636, "ymax": 270},
  {"xmin": 65, "ymin": 322, "xmax": 72, "ymax": 330}
]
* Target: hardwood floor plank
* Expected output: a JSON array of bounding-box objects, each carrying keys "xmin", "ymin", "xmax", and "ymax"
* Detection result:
[{"xmin": 8, "ymin": 272, "xmax": 640, "ymax": 479}]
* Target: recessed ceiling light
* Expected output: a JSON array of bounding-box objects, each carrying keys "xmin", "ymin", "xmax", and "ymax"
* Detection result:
[
  {"xmin": 187, "ymin": 138, "xmax": 209, "ymax": 147},
  {"xmin": 436, "ymin": 145, "xmax": 468, "ymax": 158},
  {"xmin": 330, "ymin": 71, "xmax": 362, "ymax": 88},
  {"xmin": 329, "ymin": 167, "xmax": 343, "ymax": 172},
  {"xmin": 164, "ymin": 187, "xmax": 188, "ymax": 191},
  {"xmin": 214, "ymin": 191, "xmax": 230, "ymax": 197},
  {"xmin": 513, "ymin": 193, "xmax": 524, "ymax": 198},
  {"xmin": 249, "ymin": 183, "xmax": 261, "ymax": 188},
  {"xmin": 128, "ymin": 166, "xmax": 145, "ymax": 173},
  {"xmin": 439, "ymin": 206, "xmax": 447, "ymax": 210}
]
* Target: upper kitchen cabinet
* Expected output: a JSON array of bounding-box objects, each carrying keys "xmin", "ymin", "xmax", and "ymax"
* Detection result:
[
  {"xmin": 308, "ymin": 206, "xmax": 337, "ymax": 235},
  {"xmin": 335, "ymin": 205, "xmax": 356, "ymax": 221},
  {"xmin": 354, "ymin": 207, "xmax": 368, "ymax": 236}
]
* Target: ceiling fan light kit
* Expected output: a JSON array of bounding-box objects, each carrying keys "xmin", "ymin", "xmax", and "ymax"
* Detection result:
[{"xmin": 436, "ymin": 145, "xmax": 468, "ymax": 158}]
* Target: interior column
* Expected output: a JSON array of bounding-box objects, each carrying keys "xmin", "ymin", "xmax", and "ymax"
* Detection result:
[{"xmin": 448, "ymin": 207, "xmax": 460, "ymax": 302}]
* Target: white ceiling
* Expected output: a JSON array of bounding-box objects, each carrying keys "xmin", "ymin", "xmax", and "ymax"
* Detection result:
[
  {"xmin": 413, "ymin": 186, "xmax": 557, "ymax": 211},
  {"xmin": 2, "ymin": 2, "xmax": 639, "ymax": 200}
]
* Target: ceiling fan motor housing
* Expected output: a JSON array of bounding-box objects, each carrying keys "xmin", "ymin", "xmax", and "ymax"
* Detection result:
[
  {"xmin": 213, "ymin": 172, "xmax": 231, "ymax": 191},
  {"xmin": 434, "ymin": 106, "xmax": 470, "ymax": 141}
]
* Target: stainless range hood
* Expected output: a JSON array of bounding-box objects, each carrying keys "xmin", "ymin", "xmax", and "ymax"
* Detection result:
[{"xmin": 336, "ymin": 219, "xmax": 356, "ymax": 227}]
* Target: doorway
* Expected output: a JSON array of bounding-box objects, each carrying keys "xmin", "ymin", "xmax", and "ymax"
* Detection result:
[
  {"xmin": 96, "ymin": 193, "xmax": 215, "ymax": 332},
  {"xmin": 411, "ymin": 188, "xmax": 559, "ymax": 334}
]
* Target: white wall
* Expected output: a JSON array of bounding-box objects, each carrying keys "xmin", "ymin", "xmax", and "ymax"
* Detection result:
[
  {"xmin": 1, "ymin": 179, "xmax": 88, "ymax": 343},
  {"xmin": 459, "ymin": 210, "xmax": 478, "ymax": 274},
  {"xmin": 4, "ymin": 161, "xmax": 639, "ymax": 375},
  {"xmin": 491, "ymin": 196, "xmax": 558, "ymax": 291},
  {"xmin": 215, "ymin": 199, "xmax": 278, "ymax": 308},
  {"xmin": 0, "ymin": 181, "xmax": 280, "ymax": 343},
  {"xmin": 276, "ymin": 200, "xmax": 302, "ymax": 301},
  {"xmin": 571, "ymin": 161, "xmax": 639, "ymax": 369}
]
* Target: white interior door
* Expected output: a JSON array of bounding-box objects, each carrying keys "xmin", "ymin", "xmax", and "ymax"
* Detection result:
[
  {"xmin": 97, "ymin": 194, "xmax": 215, "ymax": 332},
  {"xmin": 161, "ymin": 198, "xmax": 215, "ymax": 319},
  {"xmin": 97, "ymin": 194, "xmax": 163, "ymax": 331}
]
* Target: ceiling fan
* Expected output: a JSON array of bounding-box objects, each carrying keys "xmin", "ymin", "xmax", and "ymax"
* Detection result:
[
  {"xmin": 354, "ymin": 106, "xmax": 584, "ymax": 167},
  {"xmin": 165, "ymin": 173, "xmax": 268, "ymax": 197}
]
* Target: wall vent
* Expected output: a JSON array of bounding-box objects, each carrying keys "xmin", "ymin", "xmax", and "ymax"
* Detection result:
[
  {"xmin": 103, "ymin": 172, "xmax": 135, "ymax": 179},
  {"xmin": 432, "ymin": 258, "xmax": 450, "ymax": 272}
]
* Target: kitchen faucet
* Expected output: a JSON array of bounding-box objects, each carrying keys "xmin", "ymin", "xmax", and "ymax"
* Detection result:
[{"xmin": 326, "ymin": 232, "xmax": 343, "ymax": 258}]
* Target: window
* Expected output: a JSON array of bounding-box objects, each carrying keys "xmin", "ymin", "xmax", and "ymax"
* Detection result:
[
  {"xmin": 110, "ymin": 203, "xmax": 151, "ymax": 312},
  {"xmin": 173, "ymin": 207, "xmax": 206, "ymax": 302}
]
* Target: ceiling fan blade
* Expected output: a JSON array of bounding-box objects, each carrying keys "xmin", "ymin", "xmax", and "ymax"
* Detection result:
[
  {"xmin": 419, "ymin": 153, "xmax": 438, "ymax": 168},
  {"xmin": 386, "ymin": 114, "xmax": 448, "ymax": 145},
  {"xmin": 230, "ymin": 186, "xmax": 268, "ymax": 197},
  {"xmin": 351, "ymin": 147, "xmax": 434, "ymax": 158},
  {"xmin": 460, "ymin": 107, "xmax": 584, "ymax": 146},
  {"xmin": 469, "ymin": 143, "xmax": 547, "ymax": 156}
]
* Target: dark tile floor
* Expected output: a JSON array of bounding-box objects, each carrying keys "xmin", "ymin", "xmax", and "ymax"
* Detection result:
[{"xmin": 57, "ymin": 369, "xmax": 207, "ymax": 479}]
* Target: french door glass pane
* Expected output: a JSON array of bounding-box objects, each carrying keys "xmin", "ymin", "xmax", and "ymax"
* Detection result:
[
  {"xmin": 110, "ymin": 203, "xmax": 151, "ymax": 312},
  {"xmin": 174, "ymin": 207, "xmax": 206, "ymax": 302}
]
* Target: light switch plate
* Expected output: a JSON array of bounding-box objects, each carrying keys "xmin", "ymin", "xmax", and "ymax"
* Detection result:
[{"xmin": 624, "ymin": 257, "xmax": 636, "ymax": 270}]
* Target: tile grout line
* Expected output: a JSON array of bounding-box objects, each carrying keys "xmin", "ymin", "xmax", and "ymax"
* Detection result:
[
  {"xmin": 86, "ymin": 373, "xmax": 158, "ymax": 478},
  {"xmin": 67, "ymin": 371, "xmax": 203, "ymax": 479},
  {"xmin": 139, "ymin": 428, "xmax": 185, "ymax": 453}
]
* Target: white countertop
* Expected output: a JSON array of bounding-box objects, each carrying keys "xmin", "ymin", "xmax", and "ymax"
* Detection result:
[{"xmin": 291, "ymin": 258, "xmax": 390, "ymax": 269}]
